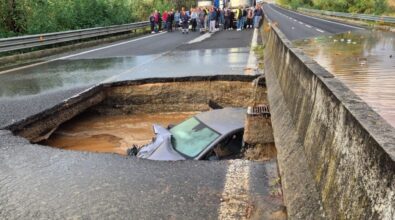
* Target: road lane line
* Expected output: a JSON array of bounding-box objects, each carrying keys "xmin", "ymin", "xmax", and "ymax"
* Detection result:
[
  {"xmin": 187, "ymin": 33, "xmax": 213, "ymax": 44},
  {"xmin": 305, "ymin": 24, "xmax": 312, "ymax": 28},
  {"xmin": 218, "ymin": 160, "xmax": 251, "ymax": 220},
  {"xmin": 316, "ymin": 28, "xmax": 325, "ymax": 33},
  {"xmin": 0, "ymin": 32, "xmax": 167, "ymax": 75},
  {"xmin": 245, "ymin": 28, "xmax": 258, "ymax": 75},
  {"xmin": 55, "ymin": 32, "xmax": 167, "ymax": 60},
  {"xmin": 269, "ymin": 4, "xmax": 364, "ymax": 30}
]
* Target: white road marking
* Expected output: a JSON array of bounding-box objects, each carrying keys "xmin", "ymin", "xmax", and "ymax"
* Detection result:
[
  {"xmin": 316, "ymin": 28, "xmax": 325, "ymax": 33},
  {"xmin": 0, "ymin": 32, "xmax": 167, "ymax": 75},
  {"xmin": 218, "ymin": 160, "xmax": 251, "ymax": 220},
  {"xmin": 56, "ymin": 33, "xmax": 168, "ymax": 60},
  {"xmin": 245, "ymin": 28, "xmax": 258, "ymax": 75},
  {"xmin": 187, "ymin": 33, "xmax": 213, "ymax": 44},
  {"xmin": 299, "ymin": 21, "xmax": 303, "ymax": 24},
  {"xmin": 268, "ymin": 4, "xmax": 364, "ymax": 30},
  {"xmin": 305, "ymin": 24, "xmax": 312, "ymax": 28}
]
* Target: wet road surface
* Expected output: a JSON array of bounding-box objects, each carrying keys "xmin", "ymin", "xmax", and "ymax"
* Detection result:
[
  {"xmin": 263, "ymin": 3, "xmax": 363, "ymax": 40},
  {"xmin": 0, "ymin": 30, "xmax": 254, "ymax": 128},
  {"xmin": 294, "ymin": 30, "xmax": 395, "ymax": 128},
  {"xmin": 0, "ymin": 130, "xmax": 284, "ymax": 219},
  {"xmin": 42, "ymin": 112, "xmax": 196, "ymax": 155},
  {"xmin": 0, "ymin": 29, "xmax": 286, "ymax": 219}
]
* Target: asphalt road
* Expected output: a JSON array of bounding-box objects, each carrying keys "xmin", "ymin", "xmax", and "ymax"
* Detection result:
[
  {"xmin": 0, "ymin": 131, "xmax": 284, "ymax": 219},
  {"xmin": 263, "ymin": 4, "xmax": 364, "ymax": 41},
  {"xmin": 0, "ymin": 28, "xmax": 288, "ymax": 219},
  {"xmin": 0, "ymin": 30, "xmax": 253, "ymax": 128}
]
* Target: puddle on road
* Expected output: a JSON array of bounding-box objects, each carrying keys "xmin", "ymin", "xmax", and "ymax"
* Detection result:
[
  {"xmin": 41, "ymin": 111, "xmax": 196, "ymax": 155},
  {"xmin": 0, "ymin": 56, "xmax": 148, "ymax": 98},
  {"xmin": 294, "ymin": 30, "xmax": 395, "ymax": 127},
  {"xmin": 111, "ymin": 48, "xmax": 249, "ymax": 82},
  {"xmin": 0, "ymin": 48, "xmax": 249, "ymax": 98}
]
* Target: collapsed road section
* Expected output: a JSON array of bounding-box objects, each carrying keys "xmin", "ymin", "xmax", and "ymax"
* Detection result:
[{"xmin": 0, "ymin": 74, "xmax": 287, "ymax": 219}]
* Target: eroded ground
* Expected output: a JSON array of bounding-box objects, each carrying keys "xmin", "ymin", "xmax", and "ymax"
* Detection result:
[{"xmin": 41, "ymin": 112, "xmax": 196, "ymax": 155}]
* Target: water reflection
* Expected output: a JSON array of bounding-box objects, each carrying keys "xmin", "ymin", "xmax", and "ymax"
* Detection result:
[
  {"xmin": 0, "ymin": 57, "xmax": 145, "ymax": 98},
  {"xmin": 294, "ymin": 30, "xmax": 395, "ymax": 127},
  {"xmin": 113, "ymin": 48, "xmax": 249, "ymax": 82},
  {"xmin": 0, "ymin": 48, "xmax": 250, "ymax": 98}
]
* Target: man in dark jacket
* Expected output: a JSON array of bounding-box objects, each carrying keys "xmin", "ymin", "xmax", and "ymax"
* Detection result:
[
  {"xmin": 158, "ymin": 11, "xmax": 162, "ymax": 32},
  {"xmin": 224, "ymin": 7, "xmax": 230, "ymax": 30},
  {"xmin": 167, "ymin": 10, "xmax": 174, "ymax": 32},
  {"xmin": 254, "ymin": 3, "xmax": 263, "ymax": 29},
  {"xmin": 149, "ymin": 12, "xmax": 155, "ymax": 34}
]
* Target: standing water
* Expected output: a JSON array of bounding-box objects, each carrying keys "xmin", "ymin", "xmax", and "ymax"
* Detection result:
[
  {"xmin": 294, "ymin": 30, "xmax": 395, "ymax": 128},
  {"xmin": 41, "ymin": 112, "xmax": 196, "ymax": 155}
]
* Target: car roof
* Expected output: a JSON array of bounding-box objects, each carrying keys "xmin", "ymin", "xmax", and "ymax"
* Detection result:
[{"xmin": 195, "ymin": 108, "xmax": 246, "ymax": 135}]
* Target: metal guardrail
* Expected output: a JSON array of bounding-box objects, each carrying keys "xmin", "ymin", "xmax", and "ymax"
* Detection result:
[
  {"xmin": 298, "ymin": 8, "xmax": 395, "ymax": 24},
  {"xmin": 0, "ymin": 21, "xmax": 150, "ymax": 53}
]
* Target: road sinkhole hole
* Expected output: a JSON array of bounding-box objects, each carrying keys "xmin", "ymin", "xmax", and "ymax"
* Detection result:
[
  {"xmin": 11, "ymin": 76, "xmax": 277, "ymax": 161},
  {"xmin": 7, "ymin": 76, "xmax": 285, "ymax": 217}
]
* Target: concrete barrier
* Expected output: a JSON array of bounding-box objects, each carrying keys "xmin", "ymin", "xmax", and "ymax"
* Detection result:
[{"xmin": 262, "ymin": 17, "xmax": 395, "ymax": 219}]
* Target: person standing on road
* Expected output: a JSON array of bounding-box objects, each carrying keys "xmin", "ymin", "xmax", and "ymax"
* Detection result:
[
  {"xmin": 198, "ymin": 7, "xmax": 206, "ymax": 33},
  {"xmin": 167, "ymin": 10, "xmax": 174, "ymax": 32},
  {"xmin": 180, "ymin": 8, "xmax": 190, "ymax": 34},
  {"xmin": 219, "ymin": 8, "xmax": 225, "ymax": 30},
  {"xmin": 230, "ymin": 10, "xmax": 235, "ymax": 29},
  {"xmin": 174, "ymin": 10, "xmax": 180, "ymax": 30},
  {"xmin": 204, "ymin": 7, "xmax": 209, "ymax": 31},
  {"xmin": 154, "ymin": 10, "xmax": 160, "ymax": 33},
  {"xmin": 162, "ymin": 11, "xmax": 168, "ymax": 30},
  {"xmin": 158, "ymin": 11, "xmax": 162, "ymax": 32},
  {"xmin": 191, "ymin": 8, "xmax": 198, "ymax": 32},
  {"xmin": 209, "ymin": 7, "xmax": 217, "ymax": 33},
  {"xmin": 236, "ymin": 7, "xmax": 242, "ymax": 31},
  {"xmin": 241, "ymin": 6, "xmax": 247, "ymax": 29},
  {"xmin": 254, "ymin": 3, "xmax": 263, "ymax": 29},
  {"xmin": 224, "ymin": 7, "xmax": 230, "ymax": 30},
  {"xmin": 149, "ymin": 12, "xmax": 156, "ymax": 33},
  {"xmin": 246, "ymin": 7, "xmax": 254, "ymax": 29}
]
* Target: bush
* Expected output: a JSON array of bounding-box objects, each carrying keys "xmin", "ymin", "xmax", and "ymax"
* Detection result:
[{"xmin": 0, "ymin": 0, "xmax": 182, "ymax": 37}]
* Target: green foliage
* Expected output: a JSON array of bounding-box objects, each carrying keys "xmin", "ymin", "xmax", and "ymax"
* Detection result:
[
  {"xmin": 0, "ymin": 0, "xmax": 188, "ymax": 37},
  {"xmin": 278, "ymin": 0, "xmax": 389, "ymax": 14}
]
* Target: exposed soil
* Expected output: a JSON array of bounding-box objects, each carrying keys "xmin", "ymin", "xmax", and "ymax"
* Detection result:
[
  {"xmin": 243, "ymin": 143, "xmax": 277, "ymax": 161},
  {"xmin": 41, "ymin": 111, "xmax": 196, "ymax": 155}
]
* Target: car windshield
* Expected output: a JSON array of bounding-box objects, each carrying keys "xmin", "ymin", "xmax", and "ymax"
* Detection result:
[{"xmin": 169, "ymin": 117, "xmax": 220, "ymax": 158}]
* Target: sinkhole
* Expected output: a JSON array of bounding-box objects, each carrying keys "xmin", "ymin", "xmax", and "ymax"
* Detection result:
[{"xmin": 9, "ymin": 75, "xmax": 276, "ymax": 161}]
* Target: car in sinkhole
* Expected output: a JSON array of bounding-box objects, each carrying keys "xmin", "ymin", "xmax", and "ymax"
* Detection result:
[{"xmin": 127, "ymin": 108, "xmax": 246, "ymax": 161}]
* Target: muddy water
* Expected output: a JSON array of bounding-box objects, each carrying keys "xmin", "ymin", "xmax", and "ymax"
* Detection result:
[
  {"xmin": 294, "ymin": 30, "xmax": 395, "ymax": 128},
  {"xmin": 42, "ymin": 112, "xmax": 196, "ymax": 155}
]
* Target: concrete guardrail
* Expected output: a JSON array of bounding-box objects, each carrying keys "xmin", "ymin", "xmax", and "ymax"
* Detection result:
[
  {"xmin": 0, "ymin": 21, "xmax": 150, "ymax": 53},
  {"xmin": 262, "ymin": 12, "xmax": 395, "ymax": 219},
  {"xmin": 299, "ymin": 8, "xmax": 395, "ymax": 24}
]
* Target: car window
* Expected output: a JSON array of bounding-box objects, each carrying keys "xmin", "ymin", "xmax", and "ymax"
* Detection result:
[{"xmin": 170, "ymin": 117, "xmax": 220, "ymax": 158}]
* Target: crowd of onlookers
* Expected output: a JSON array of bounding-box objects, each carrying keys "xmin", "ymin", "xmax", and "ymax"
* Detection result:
[{"xmin": 149, "ymin": 3, "xmax": 264, "ymax": 34}]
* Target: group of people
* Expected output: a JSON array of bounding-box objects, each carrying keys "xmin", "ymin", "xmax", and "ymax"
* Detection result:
[{"xmin": 149, "ymin": 3, "xmax": 264, "ymax": 35}]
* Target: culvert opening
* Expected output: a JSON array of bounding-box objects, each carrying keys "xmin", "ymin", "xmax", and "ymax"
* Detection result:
[{"xmin": 12, "ymin": 76, "xmax": 276, "ymax": 161}]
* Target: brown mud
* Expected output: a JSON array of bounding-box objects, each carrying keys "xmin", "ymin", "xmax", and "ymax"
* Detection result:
[{"xmin": 41, "ymin": 112, "xmax": 196, "ymax": 155}]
